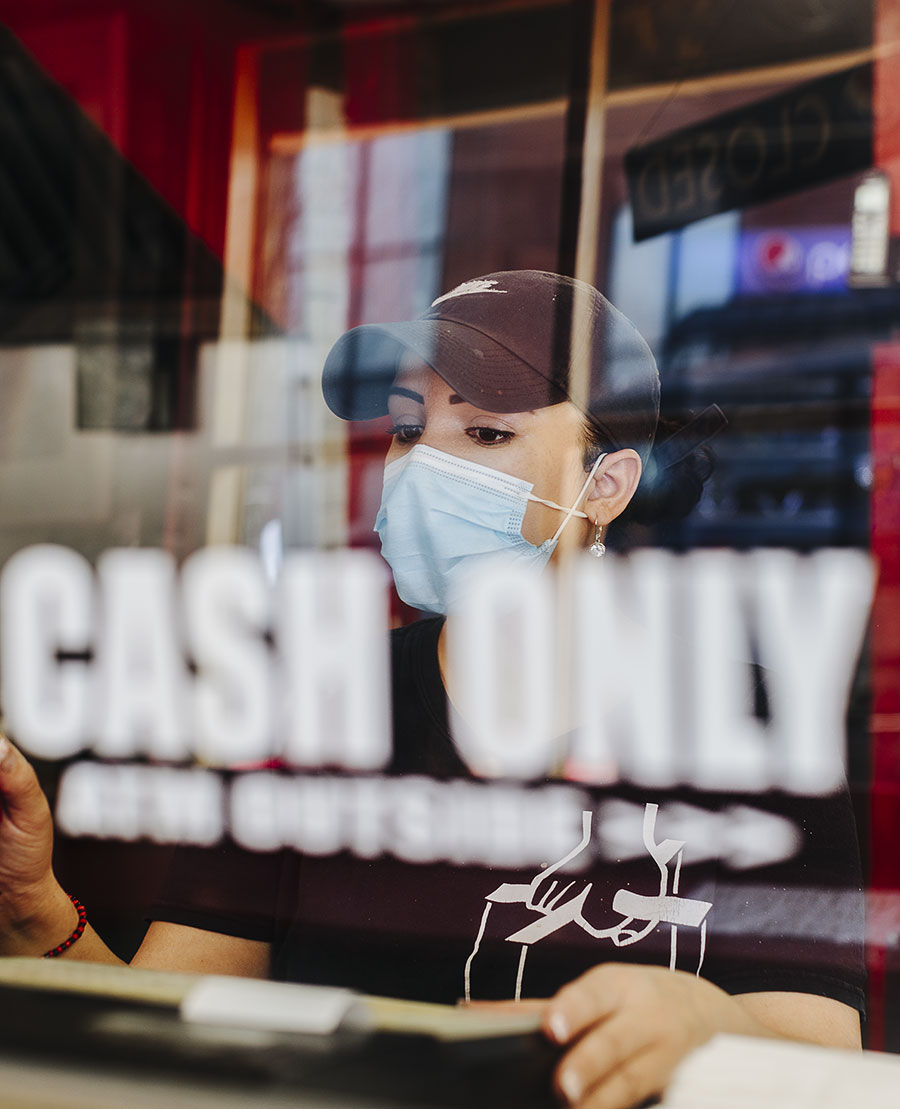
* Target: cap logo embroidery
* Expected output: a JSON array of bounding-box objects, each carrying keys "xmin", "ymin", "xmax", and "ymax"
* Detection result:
[{"xmin": 432, "ymin": 279, "xmax": 508, "ymax": 307}]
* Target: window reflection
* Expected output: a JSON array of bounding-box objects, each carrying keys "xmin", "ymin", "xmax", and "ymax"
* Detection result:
[{"xmin": 1, "ymin": 0, "xmax": 900, "ymax": 1081}]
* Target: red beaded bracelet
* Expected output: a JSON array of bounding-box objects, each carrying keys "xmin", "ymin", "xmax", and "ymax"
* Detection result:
[{"xmin": 42, "ymin": 895, "xmax": 87, "ymax": 958}]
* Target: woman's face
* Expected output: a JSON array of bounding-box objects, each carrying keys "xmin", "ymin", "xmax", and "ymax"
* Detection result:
[{"xmin": 385, "ymin": 357, "xmax": 594, "ymax": 555}]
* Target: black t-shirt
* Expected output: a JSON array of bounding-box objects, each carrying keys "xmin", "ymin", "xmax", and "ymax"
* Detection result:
[{"xmin": 150, "ymin": 617, "xmax": 866, "ymax": 1012}]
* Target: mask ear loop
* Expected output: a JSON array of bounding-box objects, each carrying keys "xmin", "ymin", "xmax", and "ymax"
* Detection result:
[{"xmin": 549, "ymin": 452, "xmax": 607, "ymax": 544}]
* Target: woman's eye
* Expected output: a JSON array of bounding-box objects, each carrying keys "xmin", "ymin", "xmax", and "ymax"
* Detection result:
[
  {"xmin": 467, "ymin": 426, "xmax": 513, "ymax": 445},
  {"xmin": 388, "ymin": 424, "xmax": 423, "ymax": 444}
]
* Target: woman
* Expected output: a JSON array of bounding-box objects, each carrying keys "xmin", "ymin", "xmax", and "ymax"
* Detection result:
[{"xmin": 0, "ymin": 271, "xmax": 865, "ymax": 1108}]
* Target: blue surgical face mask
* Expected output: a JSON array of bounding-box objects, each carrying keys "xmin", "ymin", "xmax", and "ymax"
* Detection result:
[{"xmin": 374, "ymin": 444, "xmax": 606, "ymax": 614}]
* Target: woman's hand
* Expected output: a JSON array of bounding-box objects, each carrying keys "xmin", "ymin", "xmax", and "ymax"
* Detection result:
[
  {"xmin": 0, "ymin": 735, "xmax": 75, "ymax": 955},
  {"xmin": 542, "ymin": 963, "xmax": 771, "ymax": 1109}
]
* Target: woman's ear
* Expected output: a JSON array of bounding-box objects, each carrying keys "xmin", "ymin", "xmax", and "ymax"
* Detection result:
[{"xmin": 584, "ymin": 449, "xmax": 642, "ymax": 526}]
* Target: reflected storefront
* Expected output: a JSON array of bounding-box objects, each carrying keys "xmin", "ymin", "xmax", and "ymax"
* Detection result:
[{"xmin": 1, "ymin": 0, "xmax": 900, "ymax": 1103}]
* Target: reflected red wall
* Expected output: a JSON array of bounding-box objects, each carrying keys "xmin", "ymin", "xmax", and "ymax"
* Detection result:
[
  {"xmin": 870, "ymin": 1, "xmax": 900, "ymax": 893},
  {"xmin": 865, "ymin": 0, "xmax": 900, "ymax": 1050},
  {"xmin": 0, "ymin": 0, "xmax": 291, "ymax": 262}
]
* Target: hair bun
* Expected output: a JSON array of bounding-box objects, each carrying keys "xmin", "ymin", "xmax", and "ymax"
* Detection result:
[{"xmin": 623, "ymin": 407, "xmax": 724, "ymax": 525}]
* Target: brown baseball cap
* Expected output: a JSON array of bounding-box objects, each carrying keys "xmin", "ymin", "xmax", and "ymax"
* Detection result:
[{"xmin": 322, "ymin": 270, "xmax": 661, "ymax": 462}]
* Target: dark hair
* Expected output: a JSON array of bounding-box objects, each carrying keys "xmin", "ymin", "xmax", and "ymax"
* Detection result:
[{"xmin": 582, "ymin": 411, "xmax": 717, "ymax": 528}]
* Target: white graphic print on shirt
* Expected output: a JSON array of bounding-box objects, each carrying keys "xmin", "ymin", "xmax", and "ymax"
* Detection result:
[{"xmin": 464, "ymin": 803, "xmax": 713, "ymax": 1002}]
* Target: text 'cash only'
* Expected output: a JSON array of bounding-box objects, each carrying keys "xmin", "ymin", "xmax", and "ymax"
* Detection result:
[{"xmin": 0, "ymin": 545, "xmax": 874, "ymax": 795}]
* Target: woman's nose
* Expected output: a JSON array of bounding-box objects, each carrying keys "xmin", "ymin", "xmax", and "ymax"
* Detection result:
[{"xmin": 414, "ymin": 422, "xmax": 456, "ymax": 454}]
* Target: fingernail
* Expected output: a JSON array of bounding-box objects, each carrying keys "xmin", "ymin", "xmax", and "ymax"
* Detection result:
[
  {"xmin": 559, "ymin": 1067, "xmax": 582, "ymax": 1105},
  {"xmin": 547, "ymin": 1010, "xmax": 570, "ymax": 1043},
  {"xmin": 0, "ymin": 736, "xmax": 11, "ymax": 767}
]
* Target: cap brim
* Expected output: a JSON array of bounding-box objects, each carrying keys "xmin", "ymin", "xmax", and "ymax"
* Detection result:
[{"xmin": 321, "ymin": 319, "xmax": 569, "ymax": 421}]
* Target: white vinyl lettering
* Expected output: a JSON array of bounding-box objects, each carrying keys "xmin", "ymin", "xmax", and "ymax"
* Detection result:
[
  {"xmin": 689, "ymin": 551, "xmax": 770, "ymax": 792},
  {"xmin": 182, "ymin": 546, "xmax": 272, "ymax": 766},
  {"xmin": 448, "ymin": 561, "xmax": 556, "ymax": 778},
  {"xmin": 0, "ymin": 546, "xmax": 874, "ymax": 797},
  {"xmin": 620, "ymin": 551, "xmax": 681, "ymax": 787},
  {"xmin": 0, "ymin": 545, "xmax": 93, "ymax": 758},
  {"xmin": 751, "ymin": 548, "xmax": 875, "ymax": 792},
  {"xmin": 278, "ymin": 550, "xmax": 391, "ymax": 771},
  {"xmin": 93, "ymin": 550, "xmax": 190, "ymax": 761}
]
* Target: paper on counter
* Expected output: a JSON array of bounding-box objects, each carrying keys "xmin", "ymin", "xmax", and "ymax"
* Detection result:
[
  {"xmin": 180, "ymin": 977, "xmax": 359, "ymax": 1034},
  {"xmin": 662, "ymin": 1034, "xmax": 900, "ymax": 1109}
]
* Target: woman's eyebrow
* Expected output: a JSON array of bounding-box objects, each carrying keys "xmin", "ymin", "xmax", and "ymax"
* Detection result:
[
  {"xmin": 387, "ymin": 386, "xmax": 424, "ymax": 404},
  {"xmin": 449, "ymin": 394, "xmax": 513, "ymax": 415}
]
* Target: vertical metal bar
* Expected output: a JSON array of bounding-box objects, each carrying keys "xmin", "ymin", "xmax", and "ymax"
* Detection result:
[
  {"xmin": 573, "ymin": 0, "xmax": 611, "ymax": 291},
  {"xmin": 207, "ymin": 44, "xmax": 261, "ymax": 545}
]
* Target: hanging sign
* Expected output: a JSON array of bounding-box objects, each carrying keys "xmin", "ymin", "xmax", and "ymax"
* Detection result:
[{"xmin": 625, "ymin": 64, "xmax": 873, "ymax": 241}]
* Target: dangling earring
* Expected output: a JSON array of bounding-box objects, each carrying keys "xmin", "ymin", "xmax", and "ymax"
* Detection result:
[{"xmin": 589, "ymin": 525, "xmax": 606, "ymax": 558}]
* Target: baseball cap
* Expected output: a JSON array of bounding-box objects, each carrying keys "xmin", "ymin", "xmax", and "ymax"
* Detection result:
[{"xmin": 321, "ymin": 270, "xmax": 661, "ymax": 463}]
